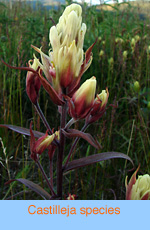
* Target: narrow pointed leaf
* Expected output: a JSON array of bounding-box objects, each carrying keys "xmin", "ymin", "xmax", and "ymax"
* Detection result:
[
  {"xmin": 6, "ymin": 178, "xmax": 52, "ymax": 200},
  {"xmin": 63, "ymin": 152, "xmax": 133, "ymax": 172},
  {"xmin": 62, "ymin": 129, "xmax": 100, "ymax": 149},
  {"xmin": 125, "ymin": 165, "xmax": 140, "ymax": 200},
  {"xmin": 0, "ymin": 124, "xmax": 44, "ymax": 138},
  {"xmin": 85, "ymin": 39, "xmax": 97, "ymax": 64},
  {"xmin": 1, "ymin": 59, "xmax": 38, "ymax": 74}
]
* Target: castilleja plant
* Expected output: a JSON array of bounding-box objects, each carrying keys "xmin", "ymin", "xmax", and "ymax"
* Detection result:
[{"xmin": 1, "ymin": 4, "xmax": 133, "ymax": 200}]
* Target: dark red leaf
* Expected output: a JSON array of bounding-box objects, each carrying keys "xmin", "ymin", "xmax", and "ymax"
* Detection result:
[
  {"xmin": 1, "ymin": 59, "xmax": 37, "ymax": 74},
  {"xmin": 62, "ymin": 129, "xmax": 100, "ymax": 149},
  {"xmin": 6, "ymin": 178, "xmax": 51, "ymax": 200},
  {"xmin": 85, "ymin": 39, "xmax": 97, "ymax": 64},
  {"xmin": 63, "ymin": 152, "xmax": 133, "ymax": 172},
  {"xmin": 0, "ymin": 124, "xmax": 44, "ymax": 138},
  {"xmin": 38, "ymin": 71, "xmax": 64, "ymax": 106}
]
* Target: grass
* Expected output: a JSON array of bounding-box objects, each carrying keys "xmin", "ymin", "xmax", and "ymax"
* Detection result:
[{"xmin": 0, "ymin": 0, "xmax": 150, "ymax": 200}]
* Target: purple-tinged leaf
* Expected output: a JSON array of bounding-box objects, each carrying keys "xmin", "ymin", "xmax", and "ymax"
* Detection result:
[
  {"xmin": 63, "ymin": 152, "xmax": 133, "ymax": 172},
  {"xmin": 62, "ymin": 129, "xmax": 100, "ymax": 149},
  {"xmin": 125, "ymin": 165, "xmax": 140, "ymax": 200},
  {"xmin": 6, "ymin": 178, "xmax": 52, "ymax": 200},
  {"xmin": 0, "ymin": 124, "xmax": 44, "ymax": 138},
  {"xmin": 38, "ymin": 71, "xmax": 64, "ymax": 106},
  {"xmin": 1, "ymin": 59, "xmax": 38, "ymax": 74},
  {"xmin": 84, "ymin": 38, "xmax": 97, "ymax": 64}
]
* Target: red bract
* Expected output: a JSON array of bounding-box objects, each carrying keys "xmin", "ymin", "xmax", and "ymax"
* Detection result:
[
  {"xmin": 86, "ymin": 88, "xmax": 109, "ymax": 124},
  {"xmin": 67, "ymin": 77, "xmax": 96, "ymax": 119},
  {"xmin": 26, "ymin": 59, "xmax": 41, "ymax": 105}
]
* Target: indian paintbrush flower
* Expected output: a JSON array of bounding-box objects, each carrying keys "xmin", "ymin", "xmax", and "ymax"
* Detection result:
[
  {"xmin": 67, "ymin": 77, "xmax": 97, "ymax": 119},
  {"xmin": 50, "ymin": 3, "xmax": 86, "ymax": 89},
  {"xmin": 125, "ymin": 166, "xmax": 150, "ymax": 200},
  {"xmin": 32, "ymin": 3, "xmax": 93, "ymax": 96}
]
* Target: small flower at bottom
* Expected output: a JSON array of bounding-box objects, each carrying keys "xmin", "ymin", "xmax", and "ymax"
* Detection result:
[
  {"xmin": 34, "ymin": 132, "xmax": 55, "ymax": 155},
  {"xmin": 67, "ymin": 77, "xmax": 96, "ymax": 119},
  {"xmin": 125, "ymin": 166, "xmax": 150, "ymax": 200},
  {"xmin": 29, "ymin": 122, "xmax": 59, "ymax": 161},
  {"xmin": 66, "ymin": 194, "xmax": 77, "ymax": 200}
]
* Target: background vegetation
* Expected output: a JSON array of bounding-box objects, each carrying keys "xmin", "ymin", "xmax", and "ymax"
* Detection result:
[{"xmin": 0, "ymin": 0, "xmax": 150, "ymax": 200}]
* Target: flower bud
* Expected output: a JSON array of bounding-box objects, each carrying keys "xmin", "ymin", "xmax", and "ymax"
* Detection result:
[
  {"xmin": 34, "ymin": 132, "xmax": 55, "ymax": 155},
  {"xmin": 86, "ymin": 88, "xmax": 109, "ymax": 124},
  {"xmin": 95, "ymin": 89, "xmax": 108, "ymax": 110},
  {"xmin": 99, "ymin": 50, "xmax": 104, "ymax": 59},
  {"xmin": 26, "ymin": 58, "xmax": 41, "ymax": 104},
  {"xmin": 126, "ymin": 166, "xmax": 150, "ymax": 200},
  {"xmin": 133, "ymin": 81, "xmax": 140, "ymax": 93},
  {"xmin": 30, "ymin": 122, "xmax": 59, "ymax": 161},
  {"xmin": 68, "ymin": 77, "xmax": 96, "ymax": 119}
]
